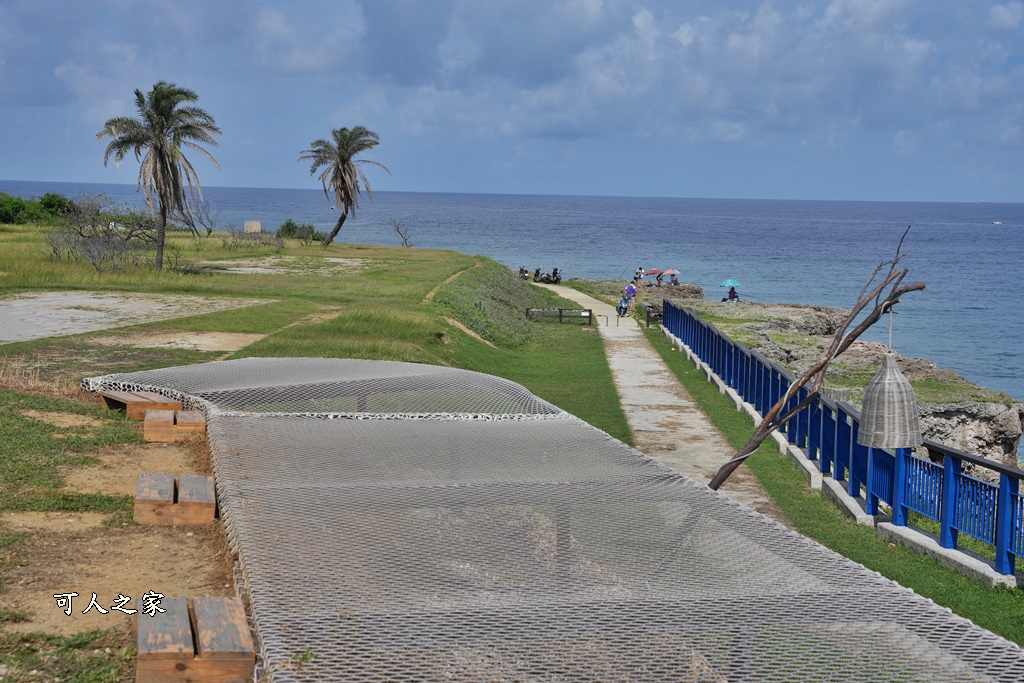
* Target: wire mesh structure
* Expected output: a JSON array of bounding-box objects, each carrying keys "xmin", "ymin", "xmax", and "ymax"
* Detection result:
[{"xmin": 85, "ymin": 358, "xmax": 1024, "ymax": 682}]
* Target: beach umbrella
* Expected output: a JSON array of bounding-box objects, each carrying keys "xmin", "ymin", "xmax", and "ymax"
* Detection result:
[
  {"xmin": 720, "ymin": 279, "xmax": 741, "ymax": 288},
  {"xmin": 646, "ymin": 268, "xmax": 663, "ymax": 275},
  {"xmin": 663, "ymin": 268, "xmax": 681, "ymax": 275}
]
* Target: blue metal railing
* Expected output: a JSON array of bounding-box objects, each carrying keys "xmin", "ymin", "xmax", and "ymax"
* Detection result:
[{"xmin": 662, "ymin": 300, "xmax": 1024, "ymax": 576}]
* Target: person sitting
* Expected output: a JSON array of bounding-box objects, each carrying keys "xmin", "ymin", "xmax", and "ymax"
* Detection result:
[
  {"xmin": 669, "ymin": 274, "xmax": 679, "ymax": 286},
  {"xmin": 727, "ymin": 286, "xmax": 739, "ymax": 301}
]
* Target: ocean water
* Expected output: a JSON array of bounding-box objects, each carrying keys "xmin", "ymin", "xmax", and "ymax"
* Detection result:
[{"xmin": 3, "ymin": 179, "xmax": 1023, "ymax": 404}]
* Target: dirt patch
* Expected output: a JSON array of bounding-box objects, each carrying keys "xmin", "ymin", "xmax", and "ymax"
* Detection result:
[
  {"xmin": 445, "ymin": 317, "xmax": 497, "ymax": 348},
  {"xmin": 0, "ymin": 524, "xmax": 232, "ymax": 635},
  {"xmin": 61, "ymin": 441, "xmax": 202, "ymax": 497},
  {"xmin": 198, "ymin": 256, "xmax": 367, "ymax": 275},
  {"xmin": 291, "ymin": 307, "xmax": 344, "ymax": 326},
  {"xmin": 1, "ymin": 431, "xmax": 229, "ymax": 637},
  {"xmin": 3, "ymin": 511, "xmax": 110, "ymax": 531},
  {"xmin": 425, "ymin": 260, "xmax": 479, "ymax": 301},
  {"xmin": 89, "ymin": 330, "xmax": 266, "ymax": 352},
  {"xmin": 19, "ymin": 410, "xmax": 104, "ymax": 433}
]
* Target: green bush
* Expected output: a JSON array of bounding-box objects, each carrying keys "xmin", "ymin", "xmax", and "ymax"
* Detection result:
[
  {"xmin": 0, "ymin": 192, "xmax": 68, "ymax": 225},
  {"xmin": 276, "ymin": 218, "xmax": 321, "ymax": 243}
]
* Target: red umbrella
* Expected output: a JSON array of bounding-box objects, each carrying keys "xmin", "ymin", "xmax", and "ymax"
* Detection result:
[
  {"xmin": 663, "ymin": 268, "xmax": 681, "ymax": 275},
  {"xmin": 645, "ymin": 268, "xmax": 663, "ymax": 275}
]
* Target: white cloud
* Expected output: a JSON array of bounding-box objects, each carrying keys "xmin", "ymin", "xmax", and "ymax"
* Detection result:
[
  {"xmin": 893, "ymin": 130, "xmax": 914, "ymax": 155},
  {"xmin": 987, "ymin": 2, "xmax": 1024, "ymax": 30},
  {"xmin": 250, "ymin": 5, "xmax": 364, "ymax": 74}
]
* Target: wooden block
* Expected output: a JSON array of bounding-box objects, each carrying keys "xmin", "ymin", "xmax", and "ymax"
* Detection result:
[
  {"xmin": 135, "ymin": 597, "xmax": 254, "ymax": 683},
  {"xmin": 143, "ymin": 410, "xmax": 178, "ymax": 443},
  {"xmin": 100, "ymin": 390, "xmax": 143, "ymax": 411},
  {"xmin": 193, "ymin": 597, "xmax": 255, "ymax": 664},
  {"xmin": 136, "ymin": 597, "xmax": 193, "ymax": 662},
  {"xmin": 125, "ymin": 392, "xmax": 182, "ymax": 420},
  {"xmin": 174, "ymin": 411, "xmax": 206, "ymax": 437},
  {"xmin": 175, "ymin": 475, "xmax": 217, "ymax": 524},
  {"xmin": 134, "ymin": 472, "xmax": 176, "ymax": 525}
]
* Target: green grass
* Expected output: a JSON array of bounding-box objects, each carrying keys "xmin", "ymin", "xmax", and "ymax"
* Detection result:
[
  {"xmin": 0, "ymin": 389, "xmax": 138, "ymax": 512},
  {"xmin": 0, "ymin": 629, "xmax": 134, "ymax": 683},
  {"xmin": 643, "ymin": 326, "xmax": 1024, "ymax": 645},
  {"xmin": 0, "ymin": 226, "xmax": 637, "ymax": 678},
  {"xmin": 5, "ymin": 218, "xmax": 1018, "ymax": 674}
]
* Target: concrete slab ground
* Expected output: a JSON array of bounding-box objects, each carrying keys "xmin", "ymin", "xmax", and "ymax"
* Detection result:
[
  {"xmin": 536, "ymin": 283, "xmax": 787, "ymax": 524},
  {"xmin": 0, "ymin": 291, "xmax": 272, "ymax": 343}
]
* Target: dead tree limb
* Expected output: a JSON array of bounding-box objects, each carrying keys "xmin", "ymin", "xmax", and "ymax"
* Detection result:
[{"xmin": 708, "ymin": 226, "xmax": 925, "ymax": 491}]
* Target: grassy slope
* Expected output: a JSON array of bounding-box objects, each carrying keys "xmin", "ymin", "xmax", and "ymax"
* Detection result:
[{"xmin": 0, "ymin": 226, "xmax": 630, "ymax": 680}]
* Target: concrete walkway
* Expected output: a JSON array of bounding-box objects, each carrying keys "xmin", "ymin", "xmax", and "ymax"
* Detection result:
[{"xmin": 537, "ymin": 284, "xmax": 786, "ymax": 523}]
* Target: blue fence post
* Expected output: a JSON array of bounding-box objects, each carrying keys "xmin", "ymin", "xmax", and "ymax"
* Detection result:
[
  {"xmin": 808, "ymin": 399, "xmax": 821, "ymax": 463},
  {"xmin": 995, "ymin": 474, "xmax": 1018, "ymax": 575},
  {"xmin": 892, "ymin": 447, "xmax": 909, "ymax": 526},
  {"xmin": 866, "ymin": 447, "xmax": 878, "ymax": 515},
  {"xmin": 820, "ymin": 404, "xmax": 834, "ymax": 475},
  {"xmin": 940, "ymin": 455, "xmax": 960, "ymax": 549}
]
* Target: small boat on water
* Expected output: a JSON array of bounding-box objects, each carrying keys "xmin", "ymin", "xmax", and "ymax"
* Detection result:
[{"xmin": 993, "ymin": 220, "xmax": 1003, "ymax": 224}]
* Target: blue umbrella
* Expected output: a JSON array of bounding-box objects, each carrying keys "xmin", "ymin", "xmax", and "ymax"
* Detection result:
[{"xmin": 720, "ymin": 279, "xmax": 741, "ymax": 288}]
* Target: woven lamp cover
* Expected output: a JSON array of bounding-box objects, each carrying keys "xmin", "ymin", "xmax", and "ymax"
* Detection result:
[{"xmin": 857, "ymin": 352, "xmax": 922, "ymax": 448}]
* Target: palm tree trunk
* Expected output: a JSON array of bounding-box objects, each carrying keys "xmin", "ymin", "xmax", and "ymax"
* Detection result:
[
  {"xmin": 322, "ymin": 207, "xmax": 349, "ymax": 248},
  {"xmin": 155, "ymin": 204, "xmax": 167, "ymax": 270}
]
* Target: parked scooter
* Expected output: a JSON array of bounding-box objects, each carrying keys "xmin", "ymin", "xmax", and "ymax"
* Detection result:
[
  {"xmin": 518, "ymin": 266, "xmax": 530, "ymax": 280},
  {"xmin": 616, "ymin": 294, "xmax": 630, "ymax": 317},
  {"xmin": 535, "ymin": 267, "xmax": 562, "ymax": 284}
]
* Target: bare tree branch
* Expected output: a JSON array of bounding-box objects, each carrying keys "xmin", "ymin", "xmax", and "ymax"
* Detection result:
[{"xmin": 708, "ymin": 228, "xmax": 925, "ymax": 490}]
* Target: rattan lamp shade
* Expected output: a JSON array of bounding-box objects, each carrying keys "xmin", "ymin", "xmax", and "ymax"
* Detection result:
[{"xmin": 857, "ymin": 352, "xmax": 922, "ymax": 448}]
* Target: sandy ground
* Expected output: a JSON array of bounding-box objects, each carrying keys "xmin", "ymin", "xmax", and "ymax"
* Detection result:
[{"xmin": 198, "ymin": 255, "xmax": 367, "ymax": 275}]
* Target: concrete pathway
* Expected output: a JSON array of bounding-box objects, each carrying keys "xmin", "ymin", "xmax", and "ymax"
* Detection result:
[{"xmin": 537, "ymin": 284, "xmax": 786, "ymax": 524}]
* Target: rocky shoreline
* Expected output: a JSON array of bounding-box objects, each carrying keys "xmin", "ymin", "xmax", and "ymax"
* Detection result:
[{"xmin": 573, "ymin": 278, "xmax": 1024, "ymax": 476}]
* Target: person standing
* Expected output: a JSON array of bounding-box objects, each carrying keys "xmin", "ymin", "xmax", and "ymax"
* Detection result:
[
  {"xmin": 625, "ymin": 281, "xmax": 637, "ymax": 311},
  {"xmin": 634, "ymin": 266, "xmax": 644, "ymax": 283}
]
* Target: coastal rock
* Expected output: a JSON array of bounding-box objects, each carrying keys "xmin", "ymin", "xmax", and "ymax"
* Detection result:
[
  {"xmin": 919, "ymin": 402, "xmax": 1024, "ymax": 477},
  {"xmin": 710, "ymin": 301, "xmax": 1023, "ymax": 474},
  {"xmin": 656, "ymin": 283, "xmax": 703, "ymax": 300}
]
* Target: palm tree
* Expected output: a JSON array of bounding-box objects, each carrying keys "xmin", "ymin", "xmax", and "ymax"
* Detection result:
[
  {"xmin": 97, "ymin": 81, "xmax": 221, "ymax": 269},
  {"xmin": 298, "ymin": 126, "xmax": 390, "ymax": 247}
]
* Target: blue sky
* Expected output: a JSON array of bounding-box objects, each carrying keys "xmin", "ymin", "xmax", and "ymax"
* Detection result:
[{"xmin": 1, "ymin": 0, "xmax": 1022, "ymax": 202}]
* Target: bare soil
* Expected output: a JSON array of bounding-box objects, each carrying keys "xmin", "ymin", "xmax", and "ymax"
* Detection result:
[{"xmin": 1, "ymin": 396, "xmax": 233, "ymax": 638}]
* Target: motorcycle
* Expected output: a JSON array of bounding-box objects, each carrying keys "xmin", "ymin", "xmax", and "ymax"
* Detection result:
[
  {"xmin": 616, "ymin": 294, "xmax": 630, "ymax": 317},
  {"xmin": 518, "ymin": 266, "xmax": 530, "ymax": 280}
]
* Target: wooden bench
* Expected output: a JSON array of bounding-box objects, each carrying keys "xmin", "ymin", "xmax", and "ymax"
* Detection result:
[
  {"xmin": 100, "ymin": 390, "xmax": 182, "ymax": 420},
  {"xmin": 144, "ymin": 410, "xmax": 207, "ymax": 443},
  {"xmin": 134, "ymin": 472, "xmax": 217, "ymax": 526},
  {"xmin": 136, "ymin": 596, "xmax": 254, "ymax": 683},
  {"xmin": 524, "ymin": 307, "xmax": 594, "ymax": 325}
]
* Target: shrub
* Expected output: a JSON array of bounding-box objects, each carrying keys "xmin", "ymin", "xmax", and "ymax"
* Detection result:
[
  {"xmin": 44, "ymin": 194, "xmax": 159, "ymax": 271},
  {"xmin": 276, "ymin": 218, "xmax": 320, "ymax": 241},
  {"xmin": 0, "ymin": 192, "xmax": 71, "ymax": 225}
]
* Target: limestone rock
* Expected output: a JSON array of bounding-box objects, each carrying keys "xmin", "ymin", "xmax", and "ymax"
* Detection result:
[{"xmin": 919, "ymin": 402, "xmax": 1024, "ymax": 478}]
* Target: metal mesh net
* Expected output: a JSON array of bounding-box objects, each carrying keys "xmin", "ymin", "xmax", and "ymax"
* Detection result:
[{"xmin": 84, "ymin": 358, "xmax": 1024, "ymax": 682}]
